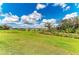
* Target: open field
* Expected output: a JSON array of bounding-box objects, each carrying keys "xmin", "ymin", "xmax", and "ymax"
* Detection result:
[{"xmin": 0, "ymin": 30, "xmax": 79, "ymax": 54}]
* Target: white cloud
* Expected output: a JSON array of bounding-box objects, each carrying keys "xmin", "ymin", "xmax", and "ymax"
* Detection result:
[
  {"xmin": 1, "ymin": 13, "xmax": 19, "ymax": 24},
  {"xmin": 21, "ymin": 15, "xmax": 36, "ymax": 24},
  {"xmin": 75, "ymin": 3, "xmax": 77, "ymax": 6},
  {"xmin": 0, "ymin": 2, "xmax": 3, "ymax": 6},
  {"xmin": 30, "ymin": 18, "xmax": 57, "ymax": 28},
  {"xmin": 74, "ymin": 3, "xmax": 79, "ymax": 8},
  {"xmin": 53, "ymin": 3, "xmax": 67, "ymax": 8},
  {"xmin": 53, "ymin": 3, "xmax": 70, "ymax": 11},
  {"xmin": 11, "ymin": 22, "xmax": 33, "ymax": 28},
  {"xmin": 34, "ymin": 23, "xmax": 46, "ymax": 28},
  {"xmin": 40, "ymin": 18, "xmax": 57, "ymax": 28},
  {"xmin": 21, "ymin": 11, "xmax": 42, "ymax": 24},
  {"xmin": 42, "ymin": 19, "xmax": 56, "ymax": 24},
  {"xmin": 64, "ymin": 6, "xmax": 70, "ymax": 11},
  {"xmin": 36, "ymin": 3, "xmax": 47, "ymax": 10},
  {"xmin": 63, "ymin": 12, "xmax": 78, "ymax": 20}
]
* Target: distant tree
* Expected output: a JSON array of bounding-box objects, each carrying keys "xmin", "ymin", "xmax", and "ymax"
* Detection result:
[
  {"xmin": 2, "ymin": 24, "xmax": 10, "ymax": 30},
  {"xmin": 74, "ymin": 17, "xmax": 79, "ymax": 28},
  {"xmin": 0, "ymin": 25, "xmax": 3, "ymax": 30},
  {"xmin": 44, "ymin": 22, "xmax": 53, "ymax": 32},
  {"xmin": 60, "ymin": 17, "xmax": 78, "ymax": 33}
]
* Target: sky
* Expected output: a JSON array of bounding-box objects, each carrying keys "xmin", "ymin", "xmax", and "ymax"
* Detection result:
[{"xmin": 0, "ymin": 3, "xmax": 79, "ymax": 28}]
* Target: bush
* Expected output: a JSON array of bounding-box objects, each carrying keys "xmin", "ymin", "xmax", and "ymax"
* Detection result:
[
  {"xmin": 75, "ymin": 28, "xmax": 79, "ymax": 34},
  {"xmin": 0, "ymin": 26, "xmax": 3, "ymax": 30},
  {"xmin": 65, "ymin": 28, "xmax": 75, "ymax": 33}
]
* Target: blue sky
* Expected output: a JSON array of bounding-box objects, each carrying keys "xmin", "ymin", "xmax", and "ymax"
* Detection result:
[
  {"xmin": 1, "ymin": 3, "xmax": 79, "ymax": 19},
  {"xmin": 0, "ymin": 3, "xmax": 79, "ymax": 28}
]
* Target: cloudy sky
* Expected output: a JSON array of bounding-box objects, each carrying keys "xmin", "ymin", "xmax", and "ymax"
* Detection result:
[{"xmin": 0, "ymin": 3, "xmax": 79, "ymax": 28}]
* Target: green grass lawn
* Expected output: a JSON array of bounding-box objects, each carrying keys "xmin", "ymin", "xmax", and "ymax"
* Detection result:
[{"xmin": 0, "ymin": 30, "xmax": 79, "ymax": 55}]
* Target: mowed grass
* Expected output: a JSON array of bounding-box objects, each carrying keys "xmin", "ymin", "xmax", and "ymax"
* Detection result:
[{"xmin": 0, "ymin": 30, "xmax": 79, "ymax": 54}]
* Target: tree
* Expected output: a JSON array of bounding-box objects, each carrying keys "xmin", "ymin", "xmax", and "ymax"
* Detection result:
[
  {"xmin": 2, "ymin": 24, "xmax": 10, "ymax": 30},
  {"xmin": 0, "ymin": 25, "xmax": 3, "ymax": 30},
  {"xmin": 44, "ymin": 22, "xmax": 53, "ymax": 32},
  {"xmin": 60, "ymin": 17, "xmax": 77, "ymax": 33}
]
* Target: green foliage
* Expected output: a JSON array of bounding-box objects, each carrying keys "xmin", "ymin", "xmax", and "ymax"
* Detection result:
[
  {"xmin": 0, "ymin": 25, "xmax": 3, "ymax": 30},
  {"xmin": 75, "ymin": 28, "xmax": 79, "ymax": 34},
  {"xmin": 59, "ymin": 17, "xmax": 79, "ymax": 33},
  {"xmin": 65, "ymin": 28, "xmax": 75, "ymax": 33},
  {"xmin": 0, "ymin": 25, "xmax": 10, "ymax": 30}
]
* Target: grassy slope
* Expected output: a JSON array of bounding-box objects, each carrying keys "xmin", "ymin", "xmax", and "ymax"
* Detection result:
[{"xmin": 0, "ymin": 30, "xmax": 79, "ymax": 54}]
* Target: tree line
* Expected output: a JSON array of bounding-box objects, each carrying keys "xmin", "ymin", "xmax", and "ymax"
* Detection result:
[
  {"xmin": 42, "ymin": 16, "xmax": 79, "ymax": 34},
  {"xmin": 0, "ymin": 16, "xmax": 79, "ymax": 34}
]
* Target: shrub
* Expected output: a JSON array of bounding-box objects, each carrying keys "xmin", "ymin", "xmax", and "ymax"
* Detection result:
[
  {"xmin": 65, "ymin": 28, "xmax": 75, "ymax": 33},
  {"xmin": 75, "ymin": 28, "xmax": 79, "ymax": 34}
]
